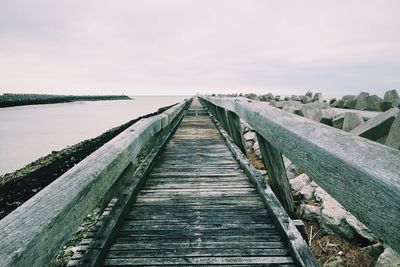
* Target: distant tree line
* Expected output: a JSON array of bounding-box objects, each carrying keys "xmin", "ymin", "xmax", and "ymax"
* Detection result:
[{"xmin": 0, "ymin": 93, "xmax": 131, "ymax": 108}]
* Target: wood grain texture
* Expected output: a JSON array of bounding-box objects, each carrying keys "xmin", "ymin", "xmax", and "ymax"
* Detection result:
[
  {"xmin": 97, "ymin": 98, "xmax": 297, "ymax": 266},
  {"xmin": 0, "ymin": 99, "xmax": 192, "ymax": 267},
  {"xmin": 201, "ymin": 96, "xmax": 400, "ymax": 253},
  {"xmin": 257, "ymin": 133, "xmax": 295, "ymax": 218}
]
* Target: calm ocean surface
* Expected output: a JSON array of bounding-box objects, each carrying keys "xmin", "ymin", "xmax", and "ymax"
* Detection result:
[{"xmin": 0, "ymin": 95, "xmax": 189, "ymax": 175}]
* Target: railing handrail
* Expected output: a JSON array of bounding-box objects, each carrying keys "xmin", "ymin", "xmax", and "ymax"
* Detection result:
[
  {"xmin": 200, "ymin": 96, "xmax": 400, "ymax": 253},
  {"xmin": 0, "ymin": 98, "xmax": 192, "ymax": 267}
]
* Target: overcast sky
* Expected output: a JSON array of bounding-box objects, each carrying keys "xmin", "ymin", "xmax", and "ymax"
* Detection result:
[{"xmin": 0, "ymin": 1, "xmax": 399, "ymax": 97}]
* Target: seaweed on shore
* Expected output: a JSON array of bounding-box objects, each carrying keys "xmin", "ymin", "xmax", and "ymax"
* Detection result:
[{"xmin": 0, "ymin": 103, "xmax": 175, "ymax": 220}]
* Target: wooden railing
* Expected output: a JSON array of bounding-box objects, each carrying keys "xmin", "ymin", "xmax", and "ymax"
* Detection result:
[
  {"xmin": 0, "ymin": 99, "xmax": 192, "ymax": 267},
  {"xmin": 199, "ymin": 96, "xmax": 400, "ymax": 253}
]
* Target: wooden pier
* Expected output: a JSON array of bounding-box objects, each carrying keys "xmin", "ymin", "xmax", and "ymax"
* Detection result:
[{"xmin": 0, "ymin": 96, "xmax": 399, "ymax": 267}]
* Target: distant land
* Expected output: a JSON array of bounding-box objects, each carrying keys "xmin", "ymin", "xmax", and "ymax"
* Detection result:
[{"xmin": 0, "ymin": 93, "xmax": 132, "ymax": 108}]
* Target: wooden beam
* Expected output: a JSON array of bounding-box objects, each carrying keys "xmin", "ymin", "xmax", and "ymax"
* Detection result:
[
  {"xmin": 256, "ymin": 133, "xmax": 295, "ymax": 218},
  {"xmin": 200, "ymin": 96, "xmax": 400, "ymax": 253},
  {"xmin": 212, "ymin": 114, "xmax": 319, "ymax": 266},
  {"xmin": 226, "ymin": 110, "xmax": 247, "ymax": 154},
  {"xmin": 0, "ymin": 99, "xmax": 192, "ymax": 267}
]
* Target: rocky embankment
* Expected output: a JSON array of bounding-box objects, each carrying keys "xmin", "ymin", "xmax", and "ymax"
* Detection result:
[
  {"xmin": 0, "ymin": 93, "xmax": 132, "ymax": 107},
  {"xmin": 0, "ymin": 104, "xmax": 175, "ymax": 220},
  {"xmin": 241, "ymin": 90, "xmax": 400, "ymax": 266}
]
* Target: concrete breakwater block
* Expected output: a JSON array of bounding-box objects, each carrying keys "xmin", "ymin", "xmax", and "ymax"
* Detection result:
[
  {"xmin": 342, "ymin": 112, "xmax": 364, "ymax": 132},
  {"xmin": 350, "ymin": 107, "xmax": 399, "ymax": 143}
]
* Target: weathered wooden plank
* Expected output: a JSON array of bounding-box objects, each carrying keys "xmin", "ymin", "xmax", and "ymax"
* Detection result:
[
  {"xmin": 106, "ymin": 248, "xmax": 290, "ymax": 257},
  {"xmin": 0, "ymin": 99, "xmax": 192, "ymax": 267},
  {"xmin": 202, "ymin": 96, "xmax": 400, "ymax": 253},
  {"xmin": 103, "ymin": 256, "xmax": 295, "ymax": 265},
  {"xmin": 109, "ymin": 240, "xmax": 286, "ymax": 250},
  {"xmin": 257, "ymin": 133, "xmax": 295, "ymax": 218}
]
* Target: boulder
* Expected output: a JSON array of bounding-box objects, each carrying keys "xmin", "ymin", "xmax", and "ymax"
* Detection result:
[
  {"xmin": 297, "ymin": 204, "xmax": 321, "ymax": 221},
  {"xmin": 392, "ymin": 99, "xmax": 400, "ymax": 109},
  {"xmin": 350, "ymin": 107, "xmax": 399, "ymax": 142},
  {"xmin": 329, "ymin": 98, "xmax": 338, "ymax": 107},
  {"xmin": 254, "ymin": 148, "xmax": 262, "ymax": 159},
  {"xmin": 332, "ymin": 114, "xmax": 345, "ymax": 129},
  {"xmin": 375, "ymin": 247, "xmax": 400, "ymax": 267},
  {"xmin": 385, "ymin": 112, "xmax": 400, "ymax": 150},
  {"xmin": 269, "ymin": 100, "xmax": 283, "ymax": 109},
  {"xmin": 289, "ymin": 173, "xmax": 311, "ymax": 192},
  {"xmin": 313, "ymin": 92, "xmax": 322, "ymax": 102},
  {"xmin": 320, "ymin": 109, "xmax": 337, "ymax": 126},
  {"xmin": 244, "ymin": 131, "xmax": 256, "ymax": 142},
  {"xmin": 245, "ymin": 140, "xmax": 254, "ymax": 149},
  {"xmin": 301, "ymin": 95, "xmax": 312, "ymax": 104},
  {"xmin": 342, "ymin": 112, "xmax": 364, "ymax": 132},
  {"xmin": 343, "ymin": 99, "xmax": 356, "ymax": 109},
  {"xmin": 361, "ymin": 243, "xmax": 384, "ymax": 259},
  {"xmin": 253, "ymin": 141, "xmax": 260, "ymax": 151},
  {"xmin": 342, "ymin": 95, "xmax": 356, "ymax": 101},
  {"xmin": 298, "ymin": 103, "xmax": 323, "ymax": 122},
  {"xmin": 281, "ymin": 101, "xmax": 303, "ymax": 114},
  {"xmin": 383, "ymin": 90, "xmax": 399, "ymax": 108},
  {"xmin": 275, "ymin": 95, "xmax": 281, "ymax": 101},
  {"xmin": 284, "ymin": 96, "xmax": 290, "ymax": 101},
  {"xmin": 355, "ymin": 92, "xmax": 369, "ymax": 110},
  {"xmin": 290, "ymin": 95, "xmax": 299, "ymax": 101},
  {"xmin": 336, "ymin": 99, "xmax": 345, "ymax": 108},
  {"xmin": 305, "ymin": 91, "xmax": 313, "ymax": 98},
  {"xmin": 320, "ymin": 199, "xmax": 354, "ymax": 238},
  {"xmin": 370, "ymin": 95, "xmax": 383, "ymax": 111}
]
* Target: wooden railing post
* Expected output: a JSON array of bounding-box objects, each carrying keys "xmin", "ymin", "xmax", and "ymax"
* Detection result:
[
  {"xmin": 226, "ymin": 111, "xmax": 247, "ymax": 154},
  {"xmin": 256, "ymin": 133, "xmax": 296, "ymax": 218},
  {"xmin": 215, "ymin": 106, "xmax": 230, "ymax": 134}
]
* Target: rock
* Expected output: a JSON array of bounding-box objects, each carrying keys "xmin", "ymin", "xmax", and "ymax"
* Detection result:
[
  {"xmin": 382, "ymin": 90, "xmax": 400, "ymax": 111},
  {"xmin": 253, "ymin": 141, "xmax": 259, "ymax": 151},
  {"xmin": 343, "ymin": 99, "xmax": 356, "ymax": 109},
  {"xmin": 342, "ymin": 95, "xmax": 356, "ymax": 101},
  {"xmin": 284, "ymin": 96, "xmax": 290, "ymax": 101},
  {"xmin": 314, "ymin": 186, "xmax": 332, "ymax": 203},
  {"xmin": 254, "ymin": 148, "xmax": 262, "ymax": 159},
  {"xmin": 329, "ymin": 98, "xmax": 338, "ymax": 107},
  {"xmin": 305, "ymin": 91, "xmax": 313, "ymax": 98},
  {"xmin": 392, "ymin": 99, "xmax": 400, "ymax": 109},
  {"xmin": 297, "ymin": 204, "xmax": 321, "ymax": 221},
  {"xmin": 355, "ymin": 92, "xmax": 369, "ymax": 110},
  {"xmin": 269, "ymin": 100, "xmax": 283, "ymax": 108},
  {"xmin": 370, "ymin": 94, "xmax": 383, "ymax": 111},
  {"xmin": 375, "ymin": 247, "xmax": 400, "ymax": 267},
  {"xmin": 313, "ymin": 92, "xmax": 322, "ymax": 102},
  {"xmin": 361, "ymin": 243, "xmax": 384, "ymax": 258},
  {"xmin": 275, "ymin": 95, "xmax": 281, "ymax": 101},
  {"xmin": 324, "ymin": 256, "xmax": 345, "ymax": 267},
  {"xmin": 281, "ymin": 101, "xmax": 303, "ymax": 114},
  {"xmin": 350, "ymin": 107, "xmax": 399, "ymax": 142},
  {"xmin": 345, "ymin": 213, "xmax": 376, "ymax": 242},
  {"xmin": 282, "ymin": 155, "xmax": 291, "ymax": 169},
  {"xmin": 320, "ymin": 200, "xmax": 354, "ymax": 238},
  {"xmin": 301, "ymin": 95, "xmax": 312, "ymax": 104},
  {"xmin": 320, "ymin": 109, "xmax": 336, "ymax": 126},
  {"xmin": 290, "ymin": 95, "xmax": 299, "ymax": 101},
  {"xmin": 244, "ymin": 131, "xmax": 256, "ymax": 142},
  {"xmin": 289, "ymin": 173, "xmax": 311, "ymax": 192},
  {"xmin": 332, "ymin": 114, "xmax": 345, "ymax": 129},
  {"xmin": 287, "ymin": 171, "xmax": 297, "ymax": 180},
  {"xmin": 300, "ymin": 184, "xmax": 315, "ymax": 200},
  {"xmin": 310, "ymin": 181, "xmax": 318, "ymax": 187},
  {"xmin": 287, "ymin": 163, "xmax": 300, "ymax": 173},
  {"xmin": 245, "ymin": 140, "xmax": 254, "ymax": 149},
  {"xmin": 337, "ymin": 99, "xmax": 345, "ymax": 108},
  {"xmin": 298, "ymin": 103, "xmax": 323, "ymax": 122},
  {"xmin": 385, "ymin": 111, "xmax": 400, "ymax": 149},
  {"xmin": 342, "ymin": 112, "xmax": 364, "ymax": 132},
  {"xmin": 64, "ymin": 246, "xmax": 77, "ymax": 257}
]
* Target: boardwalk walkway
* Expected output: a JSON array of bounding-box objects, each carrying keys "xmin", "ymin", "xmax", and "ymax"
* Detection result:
[{"xmin": 100, "ymin": 100, "xmax": 296, "ymax": 266}]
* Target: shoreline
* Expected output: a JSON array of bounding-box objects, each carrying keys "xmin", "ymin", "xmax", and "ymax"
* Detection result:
[
  {"xmin": 0, "ymin": 93, "xmax": 132, "ymax": 108},
  {"xmin": 0, "ymin": 103, "xmax": 176, "ymax": 220}
]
